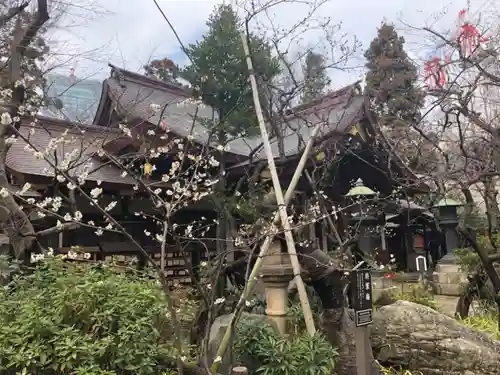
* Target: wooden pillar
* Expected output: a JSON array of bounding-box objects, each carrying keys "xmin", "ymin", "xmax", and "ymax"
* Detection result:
[
  {"xmin": 58, "ymin": 231, "xmax": 63, "ymax": 249},
  {"xmin": 404, "ymin": 221, "xmax": 417, "ymax": 272}
]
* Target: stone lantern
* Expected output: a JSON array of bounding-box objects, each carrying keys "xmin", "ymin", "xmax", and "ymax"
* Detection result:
[
  {"xmin": 432, "ymin": 198, "xmax": 463, "ymax": 264},
  {"xmin": 346, "ymin": 178, "xmax": 381, "ymax": 258},
  {"xmin": 432, "ymin": 198, "xmax": 467, "ymax": 296},
  {"xmin": 260, "ymin": 239, "xmax": 294, "ymax": 335}
]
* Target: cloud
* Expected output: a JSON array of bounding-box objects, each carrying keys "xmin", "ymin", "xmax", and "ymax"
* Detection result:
[{"xmin": 45, "ymin": 0, "xmax": 498, "ymax": 87}]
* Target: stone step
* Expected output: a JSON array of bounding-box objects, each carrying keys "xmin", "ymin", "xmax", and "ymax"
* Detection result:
[
  {"xmin": 433, "ymin": 271, "xmax": 467, "ymax": 285},
  {"xmin": 435, "ymin": 295, "xmax": 460, "ymax": 317},
  {"xmin": 435, "ymin": 263, "xmax": 463, "ymax": 274},
  {"xmin": 434, "ymin": 282, "xmax": 465, "ymax": 296}
]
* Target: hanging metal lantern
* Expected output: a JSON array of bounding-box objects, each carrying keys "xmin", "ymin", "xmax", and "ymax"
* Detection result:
[{"xmin": 346, "ymin": 178, "xmax": 377, "ymax": 217}]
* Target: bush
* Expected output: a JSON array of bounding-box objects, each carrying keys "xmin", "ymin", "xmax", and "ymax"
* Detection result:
[
  {"xmin": 460, "ymin": 314, "xmax": 500, "ymax": 340},
  {"xmin": 234, "ymin": 320, "xmax": 336, "ymax": 375},
  {"xmin": 454, "ymin": 232, "xmax": 500, "ymax": 275},
  {"xmin": 0, "ymin": 256, "xmax": 196, "ymax": 375},
  {"xmin": 381, "ymin": 283, "xmax": 438, "ymax": 310},
  {"xmin": 455, "ymin": 233, "xmax": 500, "ymax": 311}
]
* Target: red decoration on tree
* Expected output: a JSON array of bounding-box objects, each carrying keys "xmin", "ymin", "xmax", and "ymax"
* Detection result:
[
  {"xmin": 424, "ymin": 56, "xmax": 447, "ymax": 89},
  {"xmin": 160, "ymin": 118, "xmax": 167, "ymax": 131},
  {"xmin": 456, "ymin": 9, "xmax": 489, "ymax": 58}
]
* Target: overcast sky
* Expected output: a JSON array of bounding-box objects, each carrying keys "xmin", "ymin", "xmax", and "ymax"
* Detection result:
[{"xmin": 44, "ymin": 0, "xmax": 498, "ymax": 88}]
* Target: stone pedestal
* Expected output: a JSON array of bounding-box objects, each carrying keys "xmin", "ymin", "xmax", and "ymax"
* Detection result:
[
  {"xmin": 433, "ymin": 262, "xmax": 467, "ymax": 296},
  {"xmin": 261, "ymin": 241, "xmax": 294, "ymax": 335}
]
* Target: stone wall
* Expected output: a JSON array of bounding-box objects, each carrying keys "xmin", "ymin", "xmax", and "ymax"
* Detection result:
[{"xmin": 432, "ymin": 263, "xmax": 467, "ymax": 296}]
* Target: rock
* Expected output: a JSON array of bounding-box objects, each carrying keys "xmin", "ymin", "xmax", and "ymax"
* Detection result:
[
  {"xmin": 208, "ymin": 312, "xmax": 277, "ymax": 374},
  {"xmin": 371, "ymin": 300, "xmax": 500, "ymax": 375}
]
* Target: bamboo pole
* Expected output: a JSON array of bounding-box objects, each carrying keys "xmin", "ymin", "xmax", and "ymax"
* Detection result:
[
  {"xmin": 238, "ymin": 31, "xmax": 315, "ymax": 335},
  {"xmin": 209, "ymin": 98, "xmax": 323, "ymax": 374}
]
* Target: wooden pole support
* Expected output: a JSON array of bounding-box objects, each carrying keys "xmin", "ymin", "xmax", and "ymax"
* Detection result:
[
  {"xmin": 239, "ymin": 30, "xmax": 316, "ymax": 337},
  {"xmin": 210, "ymin": 32, "xmax": 323, "ymax": 373},
  {"xmin": 355, "ymin": 326, "xmax": 371, "ymax": 375}
]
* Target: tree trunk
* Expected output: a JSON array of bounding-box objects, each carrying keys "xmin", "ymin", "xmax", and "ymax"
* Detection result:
[
  {"xmin": 0, "ymin": 135, "xmax": 36, "ymax": 260},
  {"xmin": 483, "ymin": 178, "xmax": 499, "ymax": 231}
]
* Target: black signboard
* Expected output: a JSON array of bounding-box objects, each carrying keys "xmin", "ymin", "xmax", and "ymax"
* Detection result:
[{"xmin": 350, "ymin": 269, "xmax": 373, "ymax": 327}]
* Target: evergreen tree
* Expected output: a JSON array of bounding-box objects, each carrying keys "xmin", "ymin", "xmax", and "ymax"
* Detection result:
[
  {"xmin": 300, "ymin": 51, "xmax": 330, "ymax": 104},
  {"xmin": 364, "ymin": 22, "xmax": 424, "ymax": 127},
  {"xmin": 180, "ymin": 4, "xmax": 280, "ymax": 138},
  {"xmin": 143, "ymin": 58, "xmax": 179, "ymax": 83}
]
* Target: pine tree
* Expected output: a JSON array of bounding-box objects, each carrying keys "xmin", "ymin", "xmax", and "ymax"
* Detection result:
[
  {"xmin": 364, "ymin": 22, "xmax": 424, "ymax": 127},
  {"xmin": 301, "ymin": 51, "xmax": 330, "ymax": 104},
  {"xmin": 180, "ymin": 4, "xmax": 280, "ymax": 138}
]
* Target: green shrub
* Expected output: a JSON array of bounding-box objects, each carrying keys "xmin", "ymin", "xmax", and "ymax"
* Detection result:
[
  {"xmin": 388, "ymin": 283, "xmax": 438, "ymax": 310},
  {"xmin": 460, "ymin": 314, "xmax": 500, "ymax": 340},
  {"xmin": 455, "ymin": 232, "xmax": 500, "ymax": 274},
  {"xmin": 0, "ymin": 256, "xmax": 196, "ymax": 375},
  {"xmin": 234, "ymin": 320, "xmax": 336, "ymax": 375}
]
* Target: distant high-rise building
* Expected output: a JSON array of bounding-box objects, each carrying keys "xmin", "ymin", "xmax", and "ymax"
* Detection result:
[{"xmin": 44, "ymin": 72, "xmax": 102, "ymax": 123}]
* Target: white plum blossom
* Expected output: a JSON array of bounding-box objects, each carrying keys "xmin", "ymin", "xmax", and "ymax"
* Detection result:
[
  {"xmin": 0, "ymin": 188, "xmax": 9, "ymax": 198},
  {"xmin": 1, "ymin": 112, "xmax": 12, "ymax": 125},
  {"xmin": 30, "ymin": 253, "xmax": 45, "ymax": 263},
  {"xmin": 208, "ymin": 156, "xmax": 220, "ymax": 167},
  {"xmin": 19, "ymin": 183, "xmax": 31, "ymax": 195},
  {"xmin": 118, "ymin": 123, "xmax": 132, "ymax": 137},
  {"xmin": 5, "ymin": 136, "xmax": 17, "ymax": 144},
  {"xmin": 90, "ymin": 187, "xmax": 102, "ymax": 198},
  {"xmin": 105, "ymin": 201, "xmax": 117, "ymax": 212},
  {"xmin": 73, "ymin": 211, "xmax": 83, "ymax": 221},
  {"xmin": 150, "ymin": 103, "xmax": 161, "ymax": 113}
]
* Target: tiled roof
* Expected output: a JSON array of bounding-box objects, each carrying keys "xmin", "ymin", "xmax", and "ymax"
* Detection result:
[
  {"xmin": 105, "ymin": 77, "xmax": 218, "ymax": 148},
  {"xmin": 100, "ymin": 65, "xmax": 365, "ymax": 161},
  {"xmin": 6, "ymin": 118, "xmax": 139, "ymax": 186},
  {"xmin": 228, "ymin": 94, "xmax": 365, "ymax": 160}
]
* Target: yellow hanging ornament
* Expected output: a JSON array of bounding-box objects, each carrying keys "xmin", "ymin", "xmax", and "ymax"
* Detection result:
[
  {"xmin": 143, "ymin": 160, "xmax": 153, "ymax": 177},
  {"xmin": 316, "ymin": 151, "xmax": 325, "ymax": 161}
]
